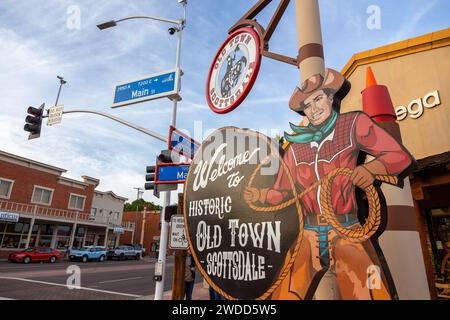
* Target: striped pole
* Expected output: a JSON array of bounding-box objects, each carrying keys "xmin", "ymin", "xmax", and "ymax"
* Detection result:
[
  {"xmin": 294, "ymin": 0, "xmax": 325, "ymax": 82},
  {"xmin": 294, "ymin": 0, "xmax": 339, "ymax": 300},
  {"xmin": 362, "ymin": 67, "xmax": 430, "ymax": 300}
]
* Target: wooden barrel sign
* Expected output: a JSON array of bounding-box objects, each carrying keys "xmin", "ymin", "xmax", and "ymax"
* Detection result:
[{"xmin": 184, "ymin": 127, "xmax": 301, "ymax": 300}]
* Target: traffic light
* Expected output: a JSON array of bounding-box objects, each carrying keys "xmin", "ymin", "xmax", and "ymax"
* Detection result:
[
  {"xmin": 145, "ymin": 150, "xmax": 178, "ymax": 198},
  {"xmin": 157, "ymin": 149, "xmax": 174, "ymax": 164},
  {"xmin": 145, "ymin": 165, "xmax": 160, "ymax": 198},
  {"xmin": 24, "ymin": 103, "xmax": 45, "ymax": 140},
  {"xmin": 145, "ymin": 166, "xmax": 156, "ymax": 191}
]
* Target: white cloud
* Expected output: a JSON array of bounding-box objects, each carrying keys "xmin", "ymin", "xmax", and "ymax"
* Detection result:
[{"xmin": 389, "ymin": 0, "xmax": 439, "ymax": 42}]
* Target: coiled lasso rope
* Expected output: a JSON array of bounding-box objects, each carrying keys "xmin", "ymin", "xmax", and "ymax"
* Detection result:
[{"xmin": 242, "ymin": 157, "xmax": 398, "ymax": 300}]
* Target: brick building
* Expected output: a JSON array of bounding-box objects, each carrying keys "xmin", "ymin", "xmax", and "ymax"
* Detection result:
[
  {"xmin": 120, "ymin": 209, "xmax": 162, "ymax": 257},
  {"xmin": 0, "ymin": 150, "xmax": 134, "ymax": 258}
]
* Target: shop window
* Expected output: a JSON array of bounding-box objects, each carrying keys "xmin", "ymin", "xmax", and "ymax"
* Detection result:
[
  {"xmin": 57, "ymin": 225, "xmax": 72, "ymax": 236},
  {"xmin": 72, "ymin": 237, "xmax": 84, "ymax": 249},
  {"xmin": 1, "ymin": 234, "xmax": 21, "ymax": 249},
  {"xmin": 76, "ymin": 227, "xmax": 85, "ymax": 237},
  {"xmin": 31, "ymin": 186, "xmax": 54, "ymax": 205},
  {"xmin": 56, "ymin": 237, "xmax": 70, "ymax": 250},
  {"xmin": 39, "ymin": 224, "xmax": 54, "ymax": 236},
  {"xmin": 26, "ymin": 236, "xmax": 37, "ymax": 248},
  {"xmin": 0, "ymin": 178, "xmax": 14, "ymax": 199},
  {"xmin": 69, "ymin": 194, "xmax": 86, "ymax": 211},
  {"xmin": 84, "ymin": 234, "xmax": 95, "ymax": 246},
  {"xmin": 37, "ymin": 236, "xmax": 52, "ymax": 247},
  {"xmin": 31, "ymin": 224, "xmax": 39, "ymax": 234}
]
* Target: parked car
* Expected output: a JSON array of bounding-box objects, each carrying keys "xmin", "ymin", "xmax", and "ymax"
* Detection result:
[
  {"xmin": 107, "ymin": 245, "xmax": 141, "ymax": 261},
  {"xmin": 123, "ymin": 243, "xmax": 146, "ymax": 257},
  {"xmin": 8, "ymin": 247, "xmax": 62, "ymax": 264},
  {"xmin": 69, "ymin": 246, "xmax": 107, "ymax": 263}
]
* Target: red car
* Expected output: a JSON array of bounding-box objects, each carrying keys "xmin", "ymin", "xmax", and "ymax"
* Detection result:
[{"xmin": 8, "ymin": 247, "xmax": 62, "ymax": 264}]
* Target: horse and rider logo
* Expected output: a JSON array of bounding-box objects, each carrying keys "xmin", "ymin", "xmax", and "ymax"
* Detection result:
[{"xmin": 207, "ymin": 27, "xmax": 262, "ymax": 114}]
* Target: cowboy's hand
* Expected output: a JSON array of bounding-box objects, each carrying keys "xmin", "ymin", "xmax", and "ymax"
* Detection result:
[
  {"xmin": 351, "ymin": 165, "xmax": 375, "ymax": 190},
  {"xmin": 244, "ymin": 187, "xmax": 260, "ymax": 203}
]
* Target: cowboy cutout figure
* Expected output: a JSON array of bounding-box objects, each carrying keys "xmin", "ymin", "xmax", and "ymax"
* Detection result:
[{"xmin": 245, "ymin": 69, "xmax": 413, "ymax": 300}]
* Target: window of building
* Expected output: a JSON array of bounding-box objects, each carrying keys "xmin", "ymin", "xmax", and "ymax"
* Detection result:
[
  {"xmin": 57, "ymin": 225, "xmax": 72, "ymax": 237},
  {"xmin": 0, "ymin": 178, "xmax": 14, "ymax": 199},
  {"xmin": 76, "ymin": 227, "xmax": 86, "ymax": 237},
  {"xmin": 90, "ymin": 207, "xmax": 97, "ymax": 217},
  {"xmin": 114, "ymin": 212, "xmax": 120, "ymax": 220},
  {"xmin": 31, "ymin": 186, "xmax": 54, "ymax": 205},
  {"xmin": 0, "ymin": 221, "xmax": 31, "ymax": 249},
  {"xmin": 69, "ymin": 194, "xmax": 86, "ymax": 211}
]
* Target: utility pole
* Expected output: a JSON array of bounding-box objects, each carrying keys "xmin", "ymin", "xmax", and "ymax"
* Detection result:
[
  {"xmin": 154, "ymin": 0, "xmax": 187, "ymax": 301},
  {"xmin": 140, "ymin": 206, "xmax": 147, "ymax": 248},
  {"xmin": 133, "ymin": 187, "xmax": 144, "ymax": 244}
]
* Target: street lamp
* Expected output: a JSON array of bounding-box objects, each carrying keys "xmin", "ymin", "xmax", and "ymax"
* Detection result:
[
  {"xmin": 96, "ymin": 4, "xmax": 186, "ymax": 127},
  {"xmin": 96, "ymin": 0, "xmax": 187, "ymax": 301},
  {"xmin": 96, "ymin": 20, "xmax": 117, "ymax": 30}
]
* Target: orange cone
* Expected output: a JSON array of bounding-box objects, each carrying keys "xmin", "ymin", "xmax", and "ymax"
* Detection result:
[
  {"xmin": 366, "ymin": 66, "xmax": 378, "ymax": 88},
  {"xmin": 362, "ymin": 66, "xmax": 396, "ymax": 123}
]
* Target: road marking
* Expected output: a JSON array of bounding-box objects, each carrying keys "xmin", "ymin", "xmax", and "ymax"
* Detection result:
[
  {"xmin": 99, "ymin": 277, "xmax": 143, "ymax": 284},
  {"xmin": 0, "ymin": 276, "xmax": 142, "ymax": 298}
]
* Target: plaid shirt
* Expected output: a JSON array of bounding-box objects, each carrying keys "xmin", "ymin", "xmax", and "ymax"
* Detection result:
[{"xmin": 267, "ymin": 112, "xmax": 412, "ymax": 216}]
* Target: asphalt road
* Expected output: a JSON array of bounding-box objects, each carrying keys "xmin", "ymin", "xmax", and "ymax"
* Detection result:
[{"xmin": 0, "ymin": 256, "xmax": 201, "ymax": 300}]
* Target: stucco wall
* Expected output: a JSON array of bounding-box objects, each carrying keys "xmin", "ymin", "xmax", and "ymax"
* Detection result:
[{"xmin": 341, "ymin": 46, "xmax": 450, "ymax": 160}]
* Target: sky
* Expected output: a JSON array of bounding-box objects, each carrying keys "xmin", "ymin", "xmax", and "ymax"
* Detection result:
[{"xmin": 0, "ymin": 0, "xmax": 448, "ymax": 205}]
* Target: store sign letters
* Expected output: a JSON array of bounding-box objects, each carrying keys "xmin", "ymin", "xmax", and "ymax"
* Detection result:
[
  {"xmin": 0, "ymin": 212, "xmax": 20, "ymax": 223},
  {"xmin": 396, "ymin": 90, "xmax": 441, "ymax": 121}
]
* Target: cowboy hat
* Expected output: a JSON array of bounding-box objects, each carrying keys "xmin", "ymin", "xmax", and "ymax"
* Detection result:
[{"xmin": 289, "ymin": 68, "xmax": 351, "ymax": 114}]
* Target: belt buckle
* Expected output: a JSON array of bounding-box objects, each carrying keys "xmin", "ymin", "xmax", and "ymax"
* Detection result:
[{"xmin": 317, "ymin": 215, "xmax": 328, "ymax": 226}]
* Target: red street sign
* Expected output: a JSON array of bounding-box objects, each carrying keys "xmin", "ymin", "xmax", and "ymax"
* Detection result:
[
  {"xmin": 168, "ymin": 126, "xmax": 200, "ymax": 160},
  {"xmin": 206, "ymin": 27, "xmax": 262, "ymax": 114}
]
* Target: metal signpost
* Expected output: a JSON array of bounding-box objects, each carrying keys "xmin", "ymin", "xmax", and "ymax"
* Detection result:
[
  {"xmin": 112, "ymin": 68, "xmax": 181, "ymax": 108},
  {"xmin": 169, "ymin": 215, "xmax": 189, "ymax": 250},
  {"xmin": 47, "ymin": 105, "xmax": 64, "ymax": 126},
  {"xmin": 168, "ymin": 126, "xmax": 200, "ymax": 160}
]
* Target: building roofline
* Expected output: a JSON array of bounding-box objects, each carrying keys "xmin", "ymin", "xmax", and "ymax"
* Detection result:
[
  {"xmin": 58, "ymin": 176, "xmax": 89, "ymax": 187},
  {"xmin": 341, "ymin": 28, "xmax": 450, "ymax": 78},
  {"xmin": 94, "ymin": 190, "xmax": 128, "ymax": 202},
  {"xmin": 82, "ymin": 176, "xmax": 100, "ymax": 187},
  {"xmin": 0, "ymin": 149, "xmax": 67, "ymax": 174}
]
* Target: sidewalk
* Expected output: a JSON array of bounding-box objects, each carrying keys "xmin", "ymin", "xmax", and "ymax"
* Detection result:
[{"xmin": 137, "ymin": 280, "xmax": 210, "ymax": 300}]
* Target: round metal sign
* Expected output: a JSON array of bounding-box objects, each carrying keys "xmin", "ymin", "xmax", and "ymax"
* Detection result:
[
  {"xmin": 184, "ymin": 127, "xmax": 301, "ymax": 300},
  {"xmin": 206, "ymin": 27, "xmax": 262, "ymax": 114}
]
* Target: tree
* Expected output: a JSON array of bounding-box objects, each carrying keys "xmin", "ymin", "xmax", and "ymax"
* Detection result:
[{"xmin": 124, "ymin": 198, "xmax": 161, "ymax": 212}]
